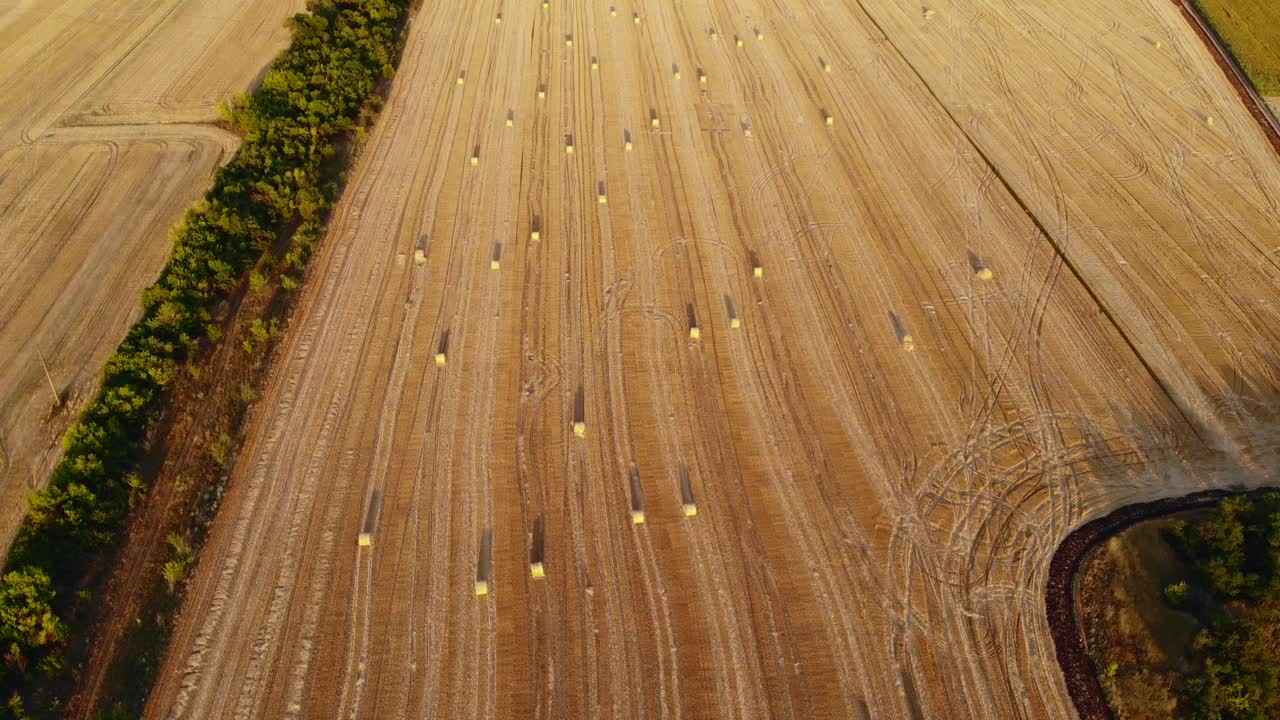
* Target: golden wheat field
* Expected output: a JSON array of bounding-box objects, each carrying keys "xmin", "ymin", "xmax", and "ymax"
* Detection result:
[{"xmin": 143, "ymin": 0, "xmax": 1279, "ymax": 718}]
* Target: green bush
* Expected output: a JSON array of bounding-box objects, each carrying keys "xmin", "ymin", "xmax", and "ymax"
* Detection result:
[
  {"xmin": 1184, "ymin": 619, "xmax": 1279, "ymax": 720},
  {"xmin": 1171, "ymin": 494, "xmax": 1280, "ymax": 605},
  {"xmin": 208, "ymin": 433, "xmax": 233, "ymax": 468},
  {"xmin": 0, "ymin": 569, "xmax": 67, "ymax": 667},
  {"xmin": 1168, "ymin": 493, "xmax": 1280, "ymax": 720}
]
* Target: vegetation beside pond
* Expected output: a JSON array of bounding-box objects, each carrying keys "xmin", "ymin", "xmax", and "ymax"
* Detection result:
[{"xmin": 1080, "ymin": 491, "xmax": 1280, "ymax": 720}]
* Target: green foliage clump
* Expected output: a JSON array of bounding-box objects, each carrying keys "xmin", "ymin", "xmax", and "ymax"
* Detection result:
[
  {"xmin": 1165, "ymin": 493, "xmax": 1280, "ymax": 720},
  {"xmin": 208, "ymin": 433, "xmax": 233, "ymax": 468},
  {"xmin": 1184, "ymin": 619, "xmax": 1278, "ymax": 720},
  {"xmin": 0, "ymin": 570, "xmax": 67, "ymax": 668},
  {"xmin": 1168, "ymin": 494, "xmax": 1280, "ymax": 605},
  {"xmin": 0, "ymin": 0, "xmax": 411, "ymax": 713}
]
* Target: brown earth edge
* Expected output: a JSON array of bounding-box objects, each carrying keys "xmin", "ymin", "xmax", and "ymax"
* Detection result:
[
  {"xmin": 1173, "ymin": 0, "xmax": 1280, "ymax": 156},
  {"xmin": 1045, "ymin": 485, "xmax": 1279, "ymax": 720}
]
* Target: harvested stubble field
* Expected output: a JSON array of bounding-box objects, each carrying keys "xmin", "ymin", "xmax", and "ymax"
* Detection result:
[
  {"xmin": 146, "ymin": 0, "xmax": 1280, "ymax": 719},
  {"xmin": 0, "ymin": 0, "xmax": 303, "ymax": 554}
]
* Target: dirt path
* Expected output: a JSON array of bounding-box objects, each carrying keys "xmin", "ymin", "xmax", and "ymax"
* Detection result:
[
  {"xmin": 0, "ymin": 0, "xmax": 304, "ymax": 555},
  {"xmin": 144, "ymin": 0, "xmax": 1280, "ymax": 718}
]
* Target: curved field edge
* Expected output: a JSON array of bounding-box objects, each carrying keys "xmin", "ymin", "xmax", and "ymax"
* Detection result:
[
  {"xmin": 1045, "ymin": 486, "xmax": 1279, "ymax": 720},
  {"xmin": 0, "ymin": 0, "xmax": 415, "ymax": 716}
]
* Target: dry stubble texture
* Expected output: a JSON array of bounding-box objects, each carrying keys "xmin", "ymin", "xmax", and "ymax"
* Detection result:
[
  {"xmin": 145, "ymin": 0, "xmax": 1280, "ymax": 719},
  {"xmin": 0, "ymin": 0, "xmax": 304, "ymax": 555}
]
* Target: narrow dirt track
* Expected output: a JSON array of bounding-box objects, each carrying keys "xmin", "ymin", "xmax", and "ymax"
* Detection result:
[
  {"xmin": 0, "ymin": 0, "xmax": 302, "ymax": 553},
  {"xmin": 145, "ymin": 0, "xmax": 1280, "ymax": 718}
]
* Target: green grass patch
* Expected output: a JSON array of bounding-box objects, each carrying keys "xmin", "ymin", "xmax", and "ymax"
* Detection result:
[{"xmin": 1190, "ymin": 0, "xmax": 1280, "ymax": 95}]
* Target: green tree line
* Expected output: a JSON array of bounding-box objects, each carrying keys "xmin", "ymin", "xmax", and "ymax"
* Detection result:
[
  {"xmin": 0, "ymin": 1, "xmax": 410, "ymax": 715},
  {"xmin": 1164, "ymin": 492, "xmax": 1280, "ymax": 720}
]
